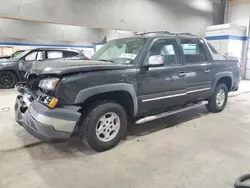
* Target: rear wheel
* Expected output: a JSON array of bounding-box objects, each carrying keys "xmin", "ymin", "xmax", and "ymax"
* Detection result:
[
  {"xmin": 79, "ymin": 101, "xmax": 127, "ymax": 152},
  {"xmin": 0, "ymin": 71, "xmax": 18, "ymax": 89},
  {"xmin": 206, "ymin": 84, "xmax": 228, "ymax": 113}
]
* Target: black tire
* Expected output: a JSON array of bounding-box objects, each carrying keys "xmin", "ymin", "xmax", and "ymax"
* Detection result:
[
  {"xmin": 0, "ymin": 71, "xmax": 18, "ymax": 89},
  {"xmin": 206, "ymin": 84, "xmax": 228, "ymax": 113},
  {"xmin": 234, "ymin": 174, "xmax": 250, "ymax": 188},
  {"xmin": 79, "ymin": 101, "xmax": 127, "ymax": 152}
]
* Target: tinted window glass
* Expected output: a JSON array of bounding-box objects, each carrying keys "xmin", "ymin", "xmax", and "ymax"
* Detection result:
[
  {"xmin": 181, "ymin": 39, "xmax": 207, "ymax": 63},
  {"xmin": 25, "ymin": 51, "xmax": 37, "ymax": 61},
  {"xmin": 47, "ymin": 51, "xmax": 63, "ymax": 59},
  {"xmin": 12, "ymin": 50, "xmax": 24, "ymax": 57},
  {"xmin": 181, "ymin": 44, "xmax": 198, "ymax": 55},
  {"xmin": 149, "ymin": 39, "xmax": 179, "ymax": 66},
  {"xmin": 64, "ymin": 51, "xmax": 78, "ymax": 58},
  {"xmin": 14, "ymin": 50, "xmax": 31, "ymax": 60}
]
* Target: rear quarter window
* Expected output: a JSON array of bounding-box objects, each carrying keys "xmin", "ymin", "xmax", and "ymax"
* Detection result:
[
  {"xmin": 64, "ymin": 51, "xmax": 79, "ymax": 58},
  {"xmin": 47, "ymin": 51, "xmax": 63, "ymax": 59}
]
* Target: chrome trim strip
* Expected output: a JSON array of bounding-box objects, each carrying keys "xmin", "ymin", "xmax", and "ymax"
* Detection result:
[
  {"xmin": 142, "ymin": 93, "xmax": 186, "ymax": 102},
  {"xmin": 29, "ymin": 107, "xmax": 76, "ymax": 133},
  {"xmin": 142, "ymin": 88, "xmax": 211, "ymax": 102},
  {"xmin": 187, "ymin": 88, "xmax": 211, "ymax": 94}
]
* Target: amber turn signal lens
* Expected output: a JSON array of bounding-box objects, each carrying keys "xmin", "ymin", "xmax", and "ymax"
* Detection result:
[{"xmin": 48, "ymin": 98, "xmax": 58, "ymax": 108}]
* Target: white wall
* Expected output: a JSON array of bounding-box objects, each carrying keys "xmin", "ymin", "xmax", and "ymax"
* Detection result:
[
  {"xmin": 0, "ymin": 0, "xmax": 225, "ymax": 35},
  {"xmin": 0, "ymin": 0, "xmax": 226, "ymax": 57},
  {"xmin": 0, "ymin": 18, "xmax": 100, "ymax": 46},
  {"xmin": 227, "ymin": 2, "xmax": 250, "ymax": 79},
  {"xmin": 99, "ymin": 30, "xmax": 135, "ymax": 42},
  {"xmin": 206, "ymin": 24, "xmax": 246, "ymax": 65},
  {"xmin": 227, "ymin": 3, "xmax": 250, "ymax": 26}
]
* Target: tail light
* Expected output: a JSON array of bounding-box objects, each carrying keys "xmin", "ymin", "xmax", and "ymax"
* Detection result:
[{"xmin": 83, "ymin": 57, "xmax": 89, "ymax": 60}]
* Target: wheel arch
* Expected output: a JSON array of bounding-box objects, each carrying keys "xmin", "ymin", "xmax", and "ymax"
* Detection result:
[
  {"xmin": 74, "ymin": 83, "xmax": 138, "ymax": 117},
  {"xmin": 212, "ymin": 72, "xmax": 233, "ymax": 93},
  {"xmin": 0, "ymin": 69, "xmax": 21, "ymax": 81}
]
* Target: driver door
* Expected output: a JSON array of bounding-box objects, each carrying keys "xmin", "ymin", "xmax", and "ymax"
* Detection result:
[
  {"xmin": 137, "ymin": 38, "xmax": 187, "ymax": 114},
  {"xmin": 20, "ymin": 50, "xmax": 45, "ymax": 73}
]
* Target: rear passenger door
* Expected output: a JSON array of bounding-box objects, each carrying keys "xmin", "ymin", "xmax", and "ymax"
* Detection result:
[{"xmin": 180, "ymin": 38, "xmax": 213, "ymax": 101}]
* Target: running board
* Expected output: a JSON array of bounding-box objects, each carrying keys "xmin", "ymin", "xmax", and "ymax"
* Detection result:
[{"xmin": 135, "ymin": 101, "xmax": 208, "ymax": 124}]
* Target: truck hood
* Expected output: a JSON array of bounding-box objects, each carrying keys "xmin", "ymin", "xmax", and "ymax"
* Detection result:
[{"xmin": 29, "ymin": 59, "xmax": 132, "ymax": 75}]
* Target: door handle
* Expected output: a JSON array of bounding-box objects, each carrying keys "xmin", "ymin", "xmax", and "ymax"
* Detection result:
[
  {"xmin": 204, "ymin": 68, "xmax": 211, "ymax": 73},
  {"xmin": 178, "ymin": 71, "xmax": 186, "ymax": 77}
]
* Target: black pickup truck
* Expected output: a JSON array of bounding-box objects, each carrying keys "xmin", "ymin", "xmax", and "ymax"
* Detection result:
[{"xmin": 15, "ymin": 32, "xmax": 240, "ymax": 152}]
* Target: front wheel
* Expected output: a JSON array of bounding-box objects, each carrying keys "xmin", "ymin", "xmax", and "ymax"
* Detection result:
[
  {"xmin": 79, "ymin": 101, "xmax": 127, "ymax": 152},
  {"xmin": 206, "ymin": 84, "xmax": 228, "ymax": 113},
  {"xmin": 0, "ymin": 71, "xmax": 18, "ymax": 89}
]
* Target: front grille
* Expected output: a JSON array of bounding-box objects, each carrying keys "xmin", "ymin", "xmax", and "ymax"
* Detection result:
[{"xmin": 25, "ymin": 73, "xmax": 40, "ymax": 90}]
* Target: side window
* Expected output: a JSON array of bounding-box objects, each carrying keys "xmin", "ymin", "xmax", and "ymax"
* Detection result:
[
  {"xmin": 181, "ymin": 39, "xmax": 207, "ymax": 63},
  {"xmin": 25, "ymin": 51, "xmax": 37, "ymax": 61},
  {"xmin": 47, "ymin": 51, "xmax": 63, "ymax": 59},
  {"xmin": 64, "ymin": 51, "xmax": 78, "ymax": 58},
  {"xmin": 149, "ymin": 39, "xmax": 179, "ymax": 66}
]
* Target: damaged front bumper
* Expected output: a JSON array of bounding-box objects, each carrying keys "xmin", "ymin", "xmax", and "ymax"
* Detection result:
[{"xmin": 14, "ymin": 84, "xmax": 81, "ymax": 142}]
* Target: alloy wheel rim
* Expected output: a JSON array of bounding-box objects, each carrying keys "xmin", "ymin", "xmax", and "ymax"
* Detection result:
[
  {"xmin": 0, "ymin": 73, "xmax": 13, "ymax": 88},
  {"xmin": 95, "ymin": 112, "xmax": 121, "ymax": 142},
  {"xmin": 216, "ymin": 89, "xmax": 225, "ymax": 107}
]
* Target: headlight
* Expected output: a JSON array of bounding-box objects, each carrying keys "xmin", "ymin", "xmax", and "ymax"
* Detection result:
[{"xmin": 39, "ymin": 78, "xmax": 59, "ymax": 90}]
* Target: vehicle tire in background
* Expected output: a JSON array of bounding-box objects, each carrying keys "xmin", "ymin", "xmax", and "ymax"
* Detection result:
[
  {"xmin": 206, "ymin": 84, "xmax": 228, "ymax": 113},
  {"xmin": 79, "ymin": 101, "xmax": 127, "ymax": 152},
  {"xmin": 0, "ymin": 71, "xmax": 18, "ymax": 89}
]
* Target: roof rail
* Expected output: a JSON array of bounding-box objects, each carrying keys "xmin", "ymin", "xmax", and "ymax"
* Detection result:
[
  {"xmin": 175, "ymin": 32, "xmax": 196, "ymax": 36},
  {"xmin": 135, "ymin": 31, "xmax": 172, "ymax": 36},
  {"xmin": 135, "ymin": 31, "xmax": 197, "ymax": 37}
]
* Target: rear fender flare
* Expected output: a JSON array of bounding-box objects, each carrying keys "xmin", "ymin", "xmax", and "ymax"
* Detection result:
[
  {"xmin": 212, "ymin": 72, "xmax": 233, "ymax": 93},
  {"xmin": 74, "ymin": 83, "xmax": 138, "ymax": 116}
]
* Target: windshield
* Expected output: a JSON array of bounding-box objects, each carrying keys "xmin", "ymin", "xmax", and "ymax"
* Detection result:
[
  {"xmin": 12, "ymin": 50, "xmax": 24, "ymax": 57},
  {"xmin": 91, "ymin": 38, "xmax": 148, "ymax": 65},
  {"xmin": 11, "ymin": 50, "xmax": 31, "ymax": 60}
]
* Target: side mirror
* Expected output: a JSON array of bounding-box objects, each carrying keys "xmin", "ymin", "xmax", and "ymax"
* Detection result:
[{"xmin": 146, "ymin": 55, "xmax": 164, "ymax": 67}]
